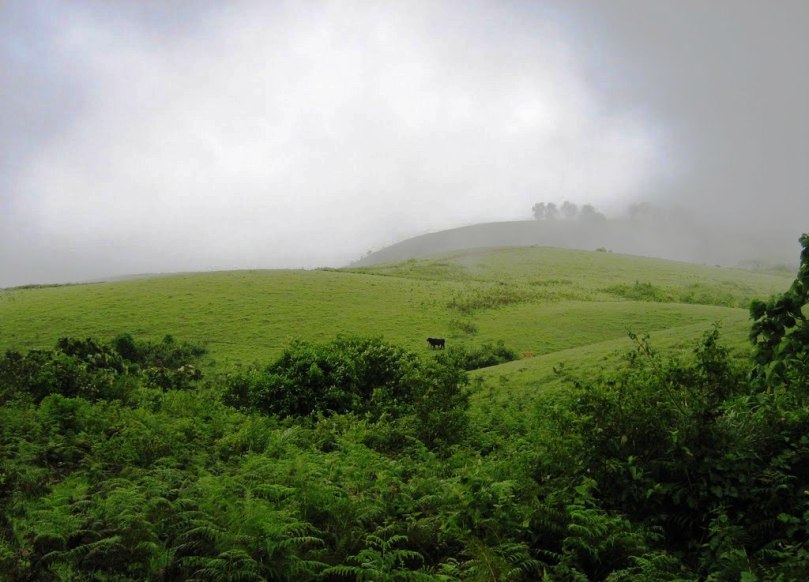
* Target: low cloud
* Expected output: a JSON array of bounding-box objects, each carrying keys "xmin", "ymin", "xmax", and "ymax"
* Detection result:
[
  {"xmin": 2, "ymin": 1, "xmax": 662, "ymax": 286},
  {"xmin": 4, "ymin": 1, "xmax": 806, "ymax": 287}
]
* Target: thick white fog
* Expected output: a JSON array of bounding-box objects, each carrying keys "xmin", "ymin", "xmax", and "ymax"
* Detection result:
[{"xmin": 1, "ymin": 1, "xmax": 806, "ymax": 286}]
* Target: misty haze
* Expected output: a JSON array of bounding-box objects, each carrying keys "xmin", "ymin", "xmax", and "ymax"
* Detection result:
[{"xmin": 2, "ymin": 0, "xmax": 807, "ymax": 287}]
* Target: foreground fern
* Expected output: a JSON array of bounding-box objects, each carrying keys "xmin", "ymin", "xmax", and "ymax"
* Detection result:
[{"xmin": 323, "ymin": 525, "xmax": 433, "ymax": 581}]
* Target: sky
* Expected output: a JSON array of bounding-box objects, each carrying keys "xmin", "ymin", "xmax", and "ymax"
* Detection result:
[{"xmin": 1, "ymin": 0, "xmax": 807, "ymax": 287}]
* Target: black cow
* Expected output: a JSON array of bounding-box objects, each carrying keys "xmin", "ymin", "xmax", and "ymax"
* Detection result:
[{"xmin": 427, "ymin": 337, "xmax": 446, "ymax": 349}]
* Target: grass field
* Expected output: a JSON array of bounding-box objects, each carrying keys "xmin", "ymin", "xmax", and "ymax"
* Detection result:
[{"xmin": 0, "ymin": 246, "xmax": 792, "ymax": 391}]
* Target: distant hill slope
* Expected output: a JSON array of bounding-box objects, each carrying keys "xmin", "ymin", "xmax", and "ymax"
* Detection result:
[
  {"xmin": 352, "ymin": 221, "xmax": 600, "ymax": 267},
  {"xmin": 352, "ymin": 219, "xmax": 798, "ymax": 269}
]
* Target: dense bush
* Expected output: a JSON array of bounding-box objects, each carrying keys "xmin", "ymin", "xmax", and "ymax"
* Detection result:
[
  {"xmin": 223, "ymin": 336, "xmax": 470, "ymax": 450},
  {"xmin": 562, "ymin": 235, "xmax": 809, "ymax": 579},
  {"xmin": 749, "ymin": 233, "xmax": 809, "ymax": 391},
  {"xmin": 448, "ymin": 340, "xmax": 519, "ymax": 371},
  {"xmin": 447, "ymin": 285, "xmax": 543, "ymax": 313},
  {"xmin": 603, "ymin": 281, "xmax": 671, "ymax": 302},
  {"xmin": 0, "ymin": 334, "xmax": 205, "ymax": 405},
  {"xmin": 0, "ymin": 339, "xmax": 128, "ymax": 404},
  {"xmin": 112, "ymin": 332, "xmax": 206, "ymax": 369},
  {"xmin": 604, "ymin": 280, "xmax": 748, "ymax": 308},
  {"xmin": 223, "ymin": 336, "xmax": 417, "ymax": 417},
  {"xmin": 569, "ymin": 329, "xmax": 742, "ymax": 545},
  {"xmin": 564, "ymin": 331, "xmax": 809, "ymax": 578}
]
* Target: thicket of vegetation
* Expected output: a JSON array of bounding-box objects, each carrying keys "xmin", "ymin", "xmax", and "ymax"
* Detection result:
[
  {"xmin": 602, "ymin": 280, "xmax": 758, "ymax": 308},
  {"xmin": 1, "ymin": 236, "xmax": 807, "ymax": 580}
]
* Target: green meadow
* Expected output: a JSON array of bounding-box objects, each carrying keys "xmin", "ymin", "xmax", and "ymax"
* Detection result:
[{"xmin": 1, "ymin": 246, "xmax": 790, "ymax": 372}]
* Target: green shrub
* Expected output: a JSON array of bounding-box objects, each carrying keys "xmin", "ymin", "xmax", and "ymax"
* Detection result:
[
  {"xmin": 449, "ymin": 317, "xmax": 479, "ymax": 335},
  {"xmin": 112, "ymin": 333, "xmax": 206, "ymax": 369},
  {"xmin": 222, "ymin": 336, "xmax": 470, "ymax": 450},
  {"xmin": 749, "ymin": 233, "xmax": 809, "ymax": 392},
  {"xmin": 0, "ymin": 334, "xmax": 205, "ymax": 403},
  {"xmin": 224, "ymin": 336, "xmax": 419, "ymax": 417},
  {"xmin": 447, "ymin": 285, "xmax": 540, "ymax": 313},
  {"xmin": 0, "ymin": 345, "xmax": 125, "ymax": 403},
  {"xmin": 448, "ymin": 340, "xmax": 519, "ymax": 371},
  {"xmin": 603, "ymin": 281, "xmax": 670, "ymax": 302}
]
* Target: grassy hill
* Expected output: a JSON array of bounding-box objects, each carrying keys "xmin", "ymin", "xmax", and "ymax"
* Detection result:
[
  {"xmin": 352, "ymin": 219, "xmax": 799, "ymax": 270},
  {"xmin": 0, "ymin": 246, "xmax": 791, "ymax": 384}
]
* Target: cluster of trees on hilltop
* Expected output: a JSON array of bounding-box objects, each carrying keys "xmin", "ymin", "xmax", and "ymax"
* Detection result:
[
  {"xmin": 532, "ymin": 200, "xmax": 607, "ymax": 222},
  {"xmin": 0, "ymin": 237, "xmax": 807, "ymax": 580},
  {"xmin": 527, "ymin": 200, "xmax": 799, "ymax": 268},
  {"xmin": 530, "ymin": 200, "xmax": 702, "ymax": 224}
]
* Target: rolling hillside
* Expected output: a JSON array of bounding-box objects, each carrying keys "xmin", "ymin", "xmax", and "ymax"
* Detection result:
[
  {"xmin": 0, "ymin": 246, "xmax": 791, "ymax": 386},
  {"xmin": 352, "ymin": 219, "xmax": 798, "ymax": 270}
]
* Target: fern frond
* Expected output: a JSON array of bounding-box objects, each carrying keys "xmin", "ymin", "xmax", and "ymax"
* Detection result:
[{"xmin": 322, "ymin": 564, "xmax": 362, "ymax": 577}]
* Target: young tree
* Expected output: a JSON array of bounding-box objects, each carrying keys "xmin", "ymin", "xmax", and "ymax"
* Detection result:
[
  {"xmin": 561, "ymin": 200, "xmax": 578, "ymax": 220},
  {"xmin": 532, "ymin": 202, "xmax": 547, "ymax": 220},
  {"xmin": 533, "ymin": 202, "xmax": 559, "ymax": 220},
  {"xmin": 579, "ymin": 204, "xmax": 606, "ymax": 222}
]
